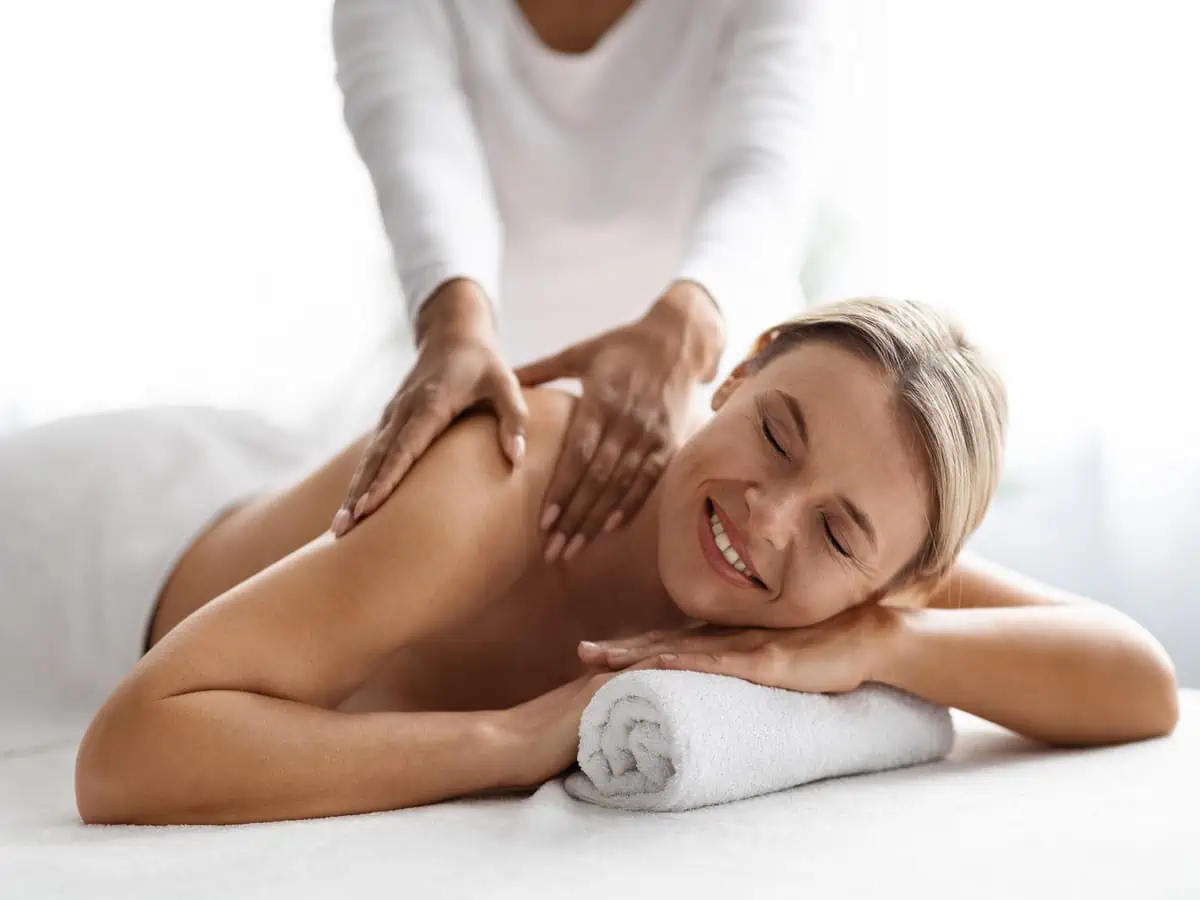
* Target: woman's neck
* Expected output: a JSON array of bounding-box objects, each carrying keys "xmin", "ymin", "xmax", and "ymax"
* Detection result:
[{"xmin": 562, "ymin": 482, "xmax": 692, "ymax": 637}]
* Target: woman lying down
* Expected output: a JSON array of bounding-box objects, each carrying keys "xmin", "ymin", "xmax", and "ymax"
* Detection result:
[{"xmin": 17, "ymin": 298, "xmax": 1176, "ymax": 825}]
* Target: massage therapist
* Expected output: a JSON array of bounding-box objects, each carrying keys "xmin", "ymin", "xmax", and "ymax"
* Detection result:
[{"xmin": 330, "ymin": 0, "xmax": 841, "ymax": 560}]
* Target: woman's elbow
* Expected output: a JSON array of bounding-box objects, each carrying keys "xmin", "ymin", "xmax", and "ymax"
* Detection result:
[
  {"xmin": 75, "ymin": 700, "xmax": 162, "ymax": 825},
  {"xmin": 1138, "ymin": 652, "xmax": 1180, "ymax": 739}
]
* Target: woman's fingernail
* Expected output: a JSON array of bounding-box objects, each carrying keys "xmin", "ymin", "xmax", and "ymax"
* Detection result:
[
  {"xmin": 563, "ymin": 534, "xmax": 586, "ymax": 560},
  {"xmin": 353, "ymin": 495, "xmax": 370, "ymax": 519},
  {"xmin": 545, "ymin": 532, "xmax": 566, "ymax": 563},
  {"xmin": 603, "ymin": 511, "xmax": 623, "ymax": 532},
  {"xmin": 579, "ymin": 641, "xmax": 601, "ymax": 652},
  {"xmin": 540, "ymin": 505, "xmax": 561, "ymax": 530},
  {"xmin": 659, "ymin": 654, "xmax": 679, "ymax": 663},
  {"xmin": 331, "ymin": 509, "xmax": 351, "ymax": 535}
]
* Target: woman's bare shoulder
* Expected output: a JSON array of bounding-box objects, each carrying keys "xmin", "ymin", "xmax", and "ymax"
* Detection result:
[{"xmin": 446, "ymin": 386, "xmax": 575, "ymax": 482}]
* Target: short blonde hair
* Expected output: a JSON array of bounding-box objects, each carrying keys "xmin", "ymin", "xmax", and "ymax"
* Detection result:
[{"xmin": 746, "ymin": 297, "xmax": 1007, "ymax": 589}]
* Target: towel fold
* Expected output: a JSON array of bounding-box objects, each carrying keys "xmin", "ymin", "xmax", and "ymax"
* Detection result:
[{"xmin": 564, "ymin": 670, "xmax": 954, "ymax": 811}]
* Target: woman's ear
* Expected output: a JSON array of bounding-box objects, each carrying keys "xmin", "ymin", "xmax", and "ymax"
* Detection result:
[{"xmin": 711, "ymin": 359, "xmax": 753, "ymax": 412}]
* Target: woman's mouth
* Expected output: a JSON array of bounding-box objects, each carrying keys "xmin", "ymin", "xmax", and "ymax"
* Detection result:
[{"xmin": 699, "ymin": 499, "xmax": 766, "ymax": 590}]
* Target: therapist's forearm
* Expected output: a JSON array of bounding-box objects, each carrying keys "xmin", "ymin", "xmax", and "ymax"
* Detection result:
[
  {"xmin": 415, "ymin": 278, "xmax": 496, "ymax": 348},
  {"xmin": 874, "ymin": 604, "xmax": 1179, "ymax": 746},
  {"xmin": 647, "ymin": 280, "xmax": 727, "ymax": 383}
]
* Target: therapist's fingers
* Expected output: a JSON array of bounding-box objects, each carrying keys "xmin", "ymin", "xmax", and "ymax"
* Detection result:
[
  {"xmin": 486, "ymin": 368, "xmax": 530, "ymax": 466},
  {"xmin": 567, "ymin": 424, "xmax": 661, "ymax": 548},
  {"xmin": 546, "ymin": 418, "xmax": 640, "ymax": 562},
  {"xmin": 538, "ymin": 394, "xmax": 606, "ymax": 552},
  {"xmin": 514, "ymin": 342, "xmax": 587, "ymax": 387},
  {"xmin": 331, "ymin": 397, "xmax": 409, "ymax": 536},
  {"xmin": 353, "ymin": 388, "xmax": 460, "ymax": 522},
  {"xmin": 608, "ymin": 447, "xmax": 670, "ymax": 535}
]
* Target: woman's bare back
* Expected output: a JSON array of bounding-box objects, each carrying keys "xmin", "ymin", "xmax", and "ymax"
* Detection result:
[{"xmin": 147, "ymin": 389, "xmax": 679, "ymax": 717}]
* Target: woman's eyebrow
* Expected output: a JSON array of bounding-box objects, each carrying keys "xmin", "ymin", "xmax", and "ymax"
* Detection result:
[
  {"xmin": 839, "ymin": 496, "xmax": 878, "ymax": 553},
  {"xmin": 774, "ymin": 390, "xmax": 809, "ymax": 447}
]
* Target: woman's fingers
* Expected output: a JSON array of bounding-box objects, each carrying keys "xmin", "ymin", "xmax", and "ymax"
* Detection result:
[
  {"xmin": 652, "ymin": 649, "xmax": 765, "ymax": 683},
  {"xmin": 583, "ymin": 627, "xmax": 765, "ymax": 668},
  {"xmin": 577, "ymin": 621, "xmax": 718, "ymax": 661}
]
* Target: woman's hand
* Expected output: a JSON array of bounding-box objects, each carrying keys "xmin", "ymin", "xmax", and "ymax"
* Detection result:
[
  {"xmin": 332, "ymin": 280, "xmax": 527, "ymax": 536},
  {"xmin": 516, "ymin": 282, "xmax": 725, "ymax": 562},
  {"xmin": 576, "ymin": 604, "xmax": 899, "ymax": 695},
  {"xmin": 494, "ymin": 658, "xmax": 666, "ymax": 789}
]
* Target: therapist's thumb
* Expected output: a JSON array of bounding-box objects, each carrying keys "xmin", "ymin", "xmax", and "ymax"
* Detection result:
[
  {"xmin": 514, "ymin": 344, "xmax": 583, "ymax": 387},
  {"xmin": 490, "ymin": 371, "xmax": 530, "ymax": 467}
]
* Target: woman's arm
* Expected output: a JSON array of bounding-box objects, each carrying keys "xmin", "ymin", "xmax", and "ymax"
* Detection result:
[
  {"xmin": 676, "ymin": 0, "xmax": 843, "ymax": 361},
  {"xmin": 585, "ymin": 553, "xmax": 1178, "ymax": 746},
  {"xmin": 875, "ymin": 554, "xmax": 1180, "ymax": 745},
  {"xmin": 332, "ymin": 0, "xmax": 501, "ymax": 326},
  {"xmin": 76, "ymin": 405, "xmax": 564, "ymax": 825}
]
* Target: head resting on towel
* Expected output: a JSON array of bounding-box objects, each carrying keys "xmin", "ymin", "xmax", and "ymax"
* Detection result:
[{"xmin": 656, "ymin": 297, "xmax": 1007, "ymax": 628}]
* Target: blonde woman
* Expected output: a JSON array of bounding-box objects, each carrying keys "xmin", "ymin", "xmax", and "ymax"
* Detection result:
[{"xmin": 1, "ymin": 299, "xmax": 1175, "ymax": 825}]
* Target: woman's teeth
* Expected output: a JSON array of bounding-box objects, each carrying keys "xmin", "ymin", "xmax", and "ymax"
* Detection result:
[{"xmin": 709, "ymin": 511, "xmax": 750, "ymax": 576}]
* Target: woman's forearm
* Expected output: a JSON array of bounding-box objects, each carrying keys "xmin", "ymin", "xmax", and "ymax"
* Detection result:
[
  {"xmin": 76, "ymin": 691, "xmax": 516, "ymax": 825},
  {"xmin": 875, "ymin": 603, "xmax": 1179, "ymax": 745}
]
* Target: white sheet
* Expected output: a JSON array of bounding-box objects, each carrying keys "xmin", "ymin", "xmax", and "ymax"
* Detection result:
[{"xmin": 2, "ymin": 693, "xmax": 1196, "ymax": 899}]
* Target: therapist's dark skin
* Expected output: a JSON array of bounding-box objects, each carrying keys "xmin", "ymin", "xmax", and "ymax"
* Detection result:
[
  {"xmin": 330, "ymin": 0, "xmax": 727, "ymax": 555},
  {"xmin": 332, "ymin": 277, "xmax": 724, "ymax": 559}
]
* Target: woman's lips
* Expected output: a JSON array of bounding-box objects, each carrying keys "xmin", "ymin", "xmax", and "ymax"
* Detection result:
[{"xmin": 698, "ymin": 498, "xmax": 761, "ymax": 589}]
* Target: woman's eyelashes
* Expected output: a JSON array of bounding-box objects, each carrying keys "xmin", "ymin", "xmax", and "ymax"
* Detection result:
[
  {"xmin": 822, "ymin": 514, "xmax": 851, "ymax": 558},
  {"xmin": 757, "ymin": 401, "xmax": 790, "ymax": 460}
]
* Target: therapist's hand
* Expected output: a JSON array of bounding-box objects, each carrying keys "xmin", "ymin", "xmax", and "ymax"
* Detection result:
[
  {"xmin": 515, "ymin": 282, "xmax": 724, "ymax": 562},
  {"xmin": 331, "ymin": 280, "xmax": 526, "ymax": 537}
]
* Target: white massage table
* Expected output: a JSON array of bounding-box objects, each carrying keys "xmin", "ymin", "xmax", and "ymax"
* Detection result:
[{"xmin": 1, "ymin": 693, "xmax": 1196, "ymax": 899}]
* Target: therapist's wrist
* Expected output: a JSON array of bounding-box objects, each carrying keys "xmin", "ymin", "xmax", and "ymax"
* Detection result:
[
  {"xmin": 415, "ymin": 278, "xmax": 497, "ymax": 349},
  {"xmin": 645, "ymin": 281, "xmax": 726, "ymax": 384}
]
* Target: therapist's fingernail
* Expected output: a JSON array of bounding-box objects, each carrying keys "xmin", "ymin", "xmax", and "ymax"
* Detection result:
[
  {"xmin": 603, "ymin": 511, "xmax": 623, "ymax": 532},
  {"xmin": 540, "ymin": 505, "xmax": 560, "ymax": 530},
  {"xmin": 331, "ymin": 509, "xmax": 351, "ymax": 535},
  {"xmin": 563, "ymin": 534, "xmax": 586, "ymax": 561},
  {"xmin": 509, "ymin": 434, "xmax": 526, "ymax": 465},
  {"xmin": 545, "ymin": 532, "xmax": 566, "ymax": 563},
  {"xmin": 579, "ymin": 641, "xmax": 602, "ymax": 653},
  {"xmin": 353, "ymin": 496, "xmax": 369, "ymax": 519},
  {"xmin": 607, "ymin": 648, "xmax": 630, "ymax": 659}
]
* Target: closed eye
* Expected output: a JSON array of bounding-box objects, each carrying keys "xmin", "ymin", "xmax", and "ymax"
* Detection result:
[
  {"xmin": 758, "ymin": 403, "xmax": 790, "ymax": 460},
  {"xmin": 823, "ymin": 514, "xmax": 850, "ymax": 558}
]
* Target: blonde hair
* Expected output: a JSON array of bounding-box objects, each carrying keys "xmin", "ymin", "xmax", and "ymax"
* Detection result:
[{"xmin": 746, "ymin": 297, "xmax": 1007, "ymax": 590}]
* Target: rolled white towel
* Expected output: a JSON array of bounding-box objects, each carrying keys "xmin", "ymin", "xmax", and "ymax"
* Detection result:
[{"xmin": 564, "ymin": 670, "xmax": 954, "ymax": 811}]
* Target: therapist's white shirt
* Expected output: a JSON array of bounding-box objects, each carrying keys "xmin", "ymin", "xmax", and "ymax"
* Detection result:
[{"xmin": 332, "ymin": 0, "xmax": 839, "ymax": 379}]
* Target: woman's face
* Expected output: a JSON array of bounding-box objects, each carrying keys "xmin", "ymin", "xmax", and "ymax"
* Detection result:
[{"xmin": 657, "ymin": 339, "xmax": 932, "ymax": 628}]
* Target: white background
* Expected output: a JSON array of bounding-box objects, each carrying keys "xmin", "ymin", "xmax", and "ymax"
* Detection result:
[{"xmin": 1, "ymin": 2, "xmax": 1198, "ymax": 680}]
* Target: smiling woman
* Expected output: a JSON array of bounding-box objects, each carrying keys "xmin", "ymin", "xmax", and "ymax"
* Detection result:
[
  {"xmin": 11, "ymin": 296, "xmax": 1164, "ymax": 825},
  {"xmin": 654, "ymin": 297, "xmax": 1006, "ymax": 629}
]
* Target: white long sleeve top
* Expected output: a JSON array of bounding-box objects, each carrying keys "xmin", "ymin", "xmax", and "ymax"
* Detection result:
[{"xmin": 332, "ymin": 0, "xmax": 839, "ymax": 375}]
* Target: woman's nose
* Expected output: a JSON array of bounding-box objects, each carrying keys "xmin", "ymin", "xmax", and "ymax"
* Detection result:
[{"xmin": 744, "ymin": 483, "xmax": 804, "ymax": 550}]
